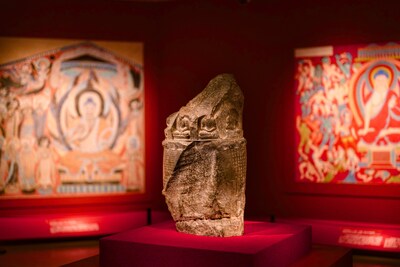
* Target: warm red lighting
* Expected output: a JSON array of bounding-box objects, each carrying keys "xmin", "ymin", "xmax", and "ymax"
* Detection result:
[
  {"xmin": 48, "ymin": 219, "xmax": 100, "ymax": 234},
  {"xmin": 339, "ymin": 227, "xmax": 400, "ymax": 249},
  {"xmin": 339, "ymin": 228, "xmax": 383, "ymax": 247},
  {"xmin": 279, "ymin": 219, "xmax": 400, "ymax": 252}
]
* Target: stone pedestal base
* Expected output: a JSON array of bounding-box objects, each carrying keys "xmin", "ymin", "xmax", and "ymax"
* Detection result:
[
  {"xmin": 176, "ymin": 216, "xmax": 243, "ymax": 237},
  {"xmin": 100, "ymin": 220, "xmax": 311, "ymax": 267}
]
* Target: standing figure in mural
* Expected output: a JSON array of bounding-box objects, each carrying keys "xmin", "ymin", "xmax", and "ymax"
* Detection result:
[
  {"xmin": 125, "ymin": 98, "xmax": 144, "ymax": 191},
  {"xmin": 322, "ymin": 57, "xmax": 342, "ymax": 90},
  {"xmin": 36, "ymin": 136, "xmax": 56, "ymax": 194},
  {"xmin": 0, "ymin": 136, "xmax": 5, "ymax": 193},
  {"xmin": 336, "ymin": 52, "xmax": 353, "ymax": 79},
  {"xmin": 32, "ymin": 95, "xmax": 49, "ymax": 139},
  {"xmin": 18, "ymin": 107, "xmax": 37, "ymax": 193},
  {"xmin": 5, "ymin": 98, "xmax": 21, "ymax": 140},
  {"xmin": 4, "ymin": 137, "xmax": 20, "ymax": 193},
  {"xmin": 126, "ymin": 136, "xmax": 144, "ymax": 191},
  {"xmin": 296, "ymin": 116, "xmax": 311, "ymax": 160},
  {"xmin": 2, "ymin": 97, "xmax": 21, "ymax": 193},
  {"xmin": 358, "ymin": 69, "xmax": 400, "ymax": 144},
  {"xmin": 335, "ymin": 108, "xmax": 359, "ymax": 182},
  {"xmin": 296, "ymin": 59, "xmax": 314, "ymax": 94},
  {"xmin": 20, "ymin": 108, "xmax": 36, "ymax": 138},
  {"xmin": 0, "ymin": 89, "xmax": 9, "ymax": 193},
  {"xmin": 17, "ymin": 138, "xmax": 37, "ymax": 193}
]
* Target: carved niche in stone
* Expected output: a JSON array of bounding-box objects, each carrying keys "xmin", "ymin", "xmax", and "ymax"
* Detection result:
[{"xmin": 162, "ymin": 73, "xmax": 246, "ymax": 237}]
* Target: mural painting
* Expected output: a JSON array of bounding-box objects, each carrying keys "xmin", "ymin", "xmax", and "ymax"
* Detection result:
[
  {"xmin": 296, "ymin": 43, "xmax": 400, "ymax": 184},
  {"xmin": 0, "ymin": 39, "xmax": 145, "ymax": 196}
]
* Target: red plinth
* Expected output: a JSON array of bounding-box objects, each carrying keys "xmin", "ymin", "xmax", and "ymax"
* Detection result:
[{"xmin": 100, "ymin": 221, "xmax": 311, "ymax": 267}]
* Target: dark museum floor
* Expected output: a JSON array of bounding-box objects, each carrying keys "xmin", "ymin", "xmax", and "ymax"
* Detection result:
[{"xmin": 0, "ymin": 239, "xmax": 399, "ymax": 267}]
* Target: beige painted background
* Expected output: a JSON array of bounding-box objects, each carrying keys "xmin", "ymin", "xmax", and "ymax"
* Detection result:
[{"xmin": 0, "ymin": 37, "xmax": 143, "ymax": 65}]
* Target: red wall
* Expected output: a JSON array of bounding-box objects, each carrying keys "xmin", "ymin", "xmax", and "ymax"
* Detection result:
[
  {"xmin": 156, "ymin": 0, "xmax": 400, "ymax": 224},
  {"xmin": 2, "ymin": 0, "xmax": 400, "ymax": 224}
]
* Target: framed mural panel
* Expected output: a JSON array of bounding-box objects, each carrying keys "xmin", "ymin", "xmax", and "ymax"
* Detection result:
[
  {"xmin": 283, "ymin": 43, "xmax": 400, "ymax": 253},
  {"xmin": 0, "ymin": 37, "xmax": 148, "ymax": 240},
  {"xmin": 293, "ymin": 42, "xmax": 400, "ymax": 197}
]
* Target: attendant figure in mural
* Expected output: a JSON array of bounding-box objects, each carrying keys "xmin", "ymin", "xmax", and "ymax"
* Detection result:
[
  {"xmin": 18, "ymin": 63, "xmax": 33, "ymax": 87},
  {"xmin": 120, "ymin": 98, "xmax": 143, "ymax": 135},
  {"xmin": 358, "ymin": 69, "xmax": 400, "ymax": 144},
  {"xmin": 338, "ymin": 109, "xmax": 356, "ymax": 145},
  {"xmin": 299, "ymin": 160, "xmax": 321, "ymax": 182},
  {"xmin": 31, "ymin": 58, "xmax": 51, "ymax": 90},
  {"xmin": 296, "ymin": 59, "xmax": 314, "ymax": 94},
  {"xmin": 20, "ymin": 108, "xmax": 35, "ymax": 138},
  {"xmin": 322, "ymin": 57, "xmax": 338, "ymax": 90},
  {"xmin": 296, "ymin": 116, "xmax": 311, "ymax": 160},
  {"xmin": 302, "ymin": 102, "xmax": 325, "ymax": 181},
  {"xmin": 17, "ymin": 138, "xmax": 37, "ymax": 193},
  {"xmin": 342, "ymin": 148, "xmax": 360, "ymax": 183},
  {"xmin": 0, "ymin": 88, "xmax": 9, "ymax": 118},
  {"xmin": 36, "ymin": 136, "xmax": 56, "ymax": 194},
  {"xmin": 126, "ymin": 136, "xmax": 144, "ymax": 191},
  {"xmin": 312, "ymin": 64, "xmax": 323, "ymax": 89},
  {"xmin": 336, "ymin": 52, "xmax": 353, "ymax": 79},
  {"xmin": 0, "ymin": 135, "xmax": 6, "ymax": 193},
  {"xmin": 124, "ymin": 98, "xmax": 144, "ymax": 191},
  {"xmin": 2, "ymin": 97, "xmax": 21, "ymax": 193},
  {"xmin": 4, "ymin": 137, "xmax": 20, "ymax": 193},
  {"xmin": 5, "ymin": 98, "xmax": 21, "ymax": 140},
  {"xmin": 320, "ymin": 98, "xmax": 338, "ymax": 143},
  {"xmin": 334, "ymin": 108, "xmax": 359, "ymax": 181},
  {"xmin": 32, "ymin": 95, "xmax": 49, "ymax": 138},
  {"xmin": 0, "ymin": 94, "xmax": 7, "ymax": 193},
  {"xmin": 303, "ymin": 101, "xmax": 323, "ymax": 147}
]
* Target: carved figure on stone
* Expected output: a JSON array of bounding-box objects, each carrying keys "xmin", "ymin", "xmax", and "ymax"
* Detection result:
[{"xmin": 162, "ymin": 74, "xmax": 246, "ymax": 237}]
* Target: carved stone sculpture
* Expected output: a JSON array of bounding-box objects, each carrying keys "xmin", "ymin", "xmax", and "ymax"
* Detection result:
[{"xmin": 162, "ymin": 74, "xmax": 246, "ymax": 237}]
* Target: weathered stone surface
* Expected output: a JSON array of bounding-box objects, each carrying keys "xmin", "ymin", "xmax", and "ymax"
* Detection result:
[{"xmin": 162, "ymin": 74, "xmax": 246, "ymax": 237}]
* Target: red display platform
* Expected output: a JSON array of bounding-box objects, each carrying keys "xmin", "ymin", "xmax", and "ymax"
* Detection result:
[
  {"xmin": 100, "ymin": 221, "xmax": 311, "ymax": 267},
  {"xmin": 63, "ymin": 245, "xmax": 353, "ymax": 267}
]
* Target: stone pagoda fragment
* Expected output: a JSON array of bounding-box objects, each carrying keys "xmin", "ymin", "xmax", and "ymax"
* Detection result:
[{"xmin": 162, "ymin": 74, "xmax": 246, "ymax": 237}]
